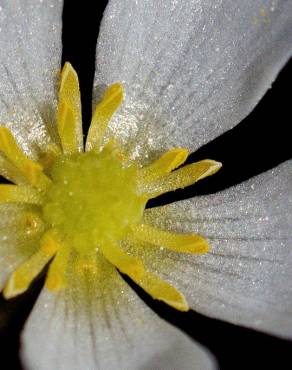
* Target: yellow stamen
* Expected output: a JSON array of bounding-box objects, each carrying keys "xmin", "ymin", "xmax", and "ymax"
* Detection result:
[
  {"xmin": 57, "ymin": 62, "xmax": 83, "ymax": 154},
  {"xmin": 99, "ymin": 241, "xmax": 144, "ymax": 280},
  {"xmin": 0, "ymin": 154, "xmax": 26, "ymax": 185},
  {"xmin": 86, "ymin": 83, "xmax": 124, "ymax": 152},
  {"xmin": 131, "ymin": 223, "xmax": 209, "ymax": 254},
  {"xmin": 38, "ymin": 143, "xmax": 61, "ymax": 171},
  {"xmin": 0, "ymin": 127, "xmax": 51, "ymax": 190},
  {"xmin": 99, "ymin": 240, "xmax": 188, "ymax": 311},
  {"xmin": 145, "ymin": 159, "xmax": 222, "ymax": 198},
  {"xmin": 0, "ymin": 184, "xmax": 43, "ymax": 204},
  {"xmin": 46, "ymin": 246, "xmax": 70, "ymax": 291},
  {"xmin": 139, "ymin": 148, "xmax": 189, "ymax": 184},
  {"xmin": 40, "ymin": 229, "xmax": 63, "ymax": 255},
  {"xmin": 57, "ymin": 101, "xmax": 79, "ymax": 154},
  {"xmin": 3, "ymin": 230, "xmax": 60, "ymax": 299},
  {"xmin": 137, "ymin": 271, "xmax": 189, "ymax": 311}
]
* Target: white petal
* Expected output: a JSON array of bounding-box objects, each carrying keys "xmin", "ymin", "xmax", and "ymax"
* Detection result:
[
  {"xmin": 21, "ymin": 260, "xmax": 216, "ymax": 370},
  {"xmin": 136, "ymin": 160, "xmax": 292, "ymax": 338},
  {"xmin": 0, "ymin": 204, "xmax": 41, "ymax": 289},
  {"xmin": 0, "ymin": 0, "xmax": 62, "ymax": 156},
  {"xmin": 94, "ymin": 0, "xmax": 292, "ymax": 159}
]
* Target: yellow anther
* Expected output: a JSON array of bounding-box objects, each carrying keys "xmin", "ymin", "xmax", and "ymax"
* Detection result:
[
  {"xmin": 0, "ymin": 127, "xmax": 51, "ymax": 190},
  {"xmin": 57, "ymin": 100, "xmax": 80, "ymax": 154},
  {"xmin": 136, "ymin": 271, "xmax": 189, "ymax": 311},
  {"xmin": 46, "ymin": 247, "xmax": 70, "ymax": 291},
  {"xmin": 57, "ymin": 62, "xmax": 83, "ymax": 154},
  {"xmin": 139, "ymin": 148, "xmax": 189, "ymax": 184},
  {"xmin": 2, "ymin": 230, "xmax": 61, "ymax": 299},
  {"xmin": 146, "ymin": 159, "xmax": 222, "ymax": 198},
  {"xmin": 86, "ymin": 83, "xmax": 124, "ymax": 152},
  {"xmin": 131, "ymin": 224, "xmax": 209, "ymax": 254},
  {"xmin": 99, "ymin": 241, "xmax": 145, "ymax": 280},
  {"xmin": 0, "ymin": 153, "xmax": 26, "ymax": 185},
  {"xmin": 0, "ymin": 184, "xmax": 43, "ymax": 204}
]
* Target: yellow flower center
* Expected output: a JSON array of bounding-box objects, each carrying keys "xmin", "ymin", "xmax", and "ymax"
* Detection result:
[
  {"xmin": 43, "ymin": 150, "xmax": 145, "ymax": 254},
  {"xmin": 0, "ymin": 62, "xmax": 222, "ymax": 311}
]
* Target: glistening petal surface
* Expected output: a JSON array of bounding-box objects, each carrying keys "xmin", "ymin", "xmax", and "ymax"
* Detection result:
[
  {"xmin": 0, "ymin": 0, "xmax": 63, "ymax": 157},
  {"xmin": 94, "ymin": 0, "xmax": 292, "ymax": 159},
  {"xmin": 133, "ymin": 160, "xmax": 292, "ymax": 338},
  {"xmin": 0, "ymin": 204, "xmax": 43, "ymax": 290},
  {"xmin": 21, "ymin": 258, "xmax": 216, "ymax": 370}
]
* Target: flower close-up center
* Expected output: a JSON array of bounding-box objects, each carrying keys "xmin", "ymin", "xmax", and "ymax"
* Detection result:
[
  {"xmin": 1, "ymin": 62, "xmax": 222, "ymax": 311},
  {"xmin": 0, "ymin": 2, "xmax": 292, "ymax": 369},
  {"xmin": 43, "ymin": 150, "xmax": 145, "ymax": 254}
]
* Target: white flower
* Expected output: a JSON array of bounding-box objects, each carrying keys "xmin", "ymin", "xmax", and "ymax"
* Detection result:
[{"xmin": 0, "ymin": 1, "xmax": 291, "ymax": 369}]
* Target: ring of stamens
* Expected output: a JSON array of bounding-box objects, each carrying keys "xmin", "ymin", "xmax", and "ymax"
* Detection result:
[{"xmin": 0, "ymin": 62, "xmax": 222, "ymax": 311}]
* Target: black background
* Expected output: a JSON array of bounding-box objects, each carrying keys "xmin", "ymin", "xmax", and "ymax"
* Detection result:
[{"xmin": 0, "ymin": 1, "xmax": 291, "ymax": 369}]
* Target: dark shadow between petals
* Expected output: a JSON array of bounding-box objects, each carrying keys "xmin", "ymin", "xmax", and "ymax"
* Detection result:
[
  {"xmin": 0, "ymin": 274, "xmax": 45, "ymax": 370},
  {"xmin": 122, "ymin": 273, "xmax": 292, "ymax": 370},
  {"xmin": 148, "ymin": 59, "xmax": 292, "ymax": 208},
  {"xmin": 62, "ymin": 0, "xmax": 109, "ymax": 135}
]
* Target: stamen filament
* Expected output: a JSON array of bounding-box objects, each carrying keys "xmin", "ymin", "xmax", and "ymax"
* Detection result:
[
  {"xmin": 86, "ymin": 83, "xmax": 124, "ymax": 152},
  {"xmin": 0, "ymin": 127, "xmax": 51, "ymax": 190},
  {"xmin": 139, "ymin": 148, "xmax": 189, "ymax": 184},
  {"xmin": 131, "ymin": 224, "xmax": 209, "ymax": 254},
  {"xmin": 46, "ymin": 246, "xmax": 70, "ymax": 291},
  {"xmin": 136, "ymin": 271, "xmax": 189, "ymax": 311},
  {"xmin": 145, "ymin": 159, "xmax": 222, "ymax": 198},
  {"xmin": 100, "ymin": 240, "xmax": 189, "ymax": 311},
  {"xmin": 3, "ymin": 229, "xmax": 61, "ymax": 299},
  {"xmin": 0, "ymin": 154, "xmax": 26, "ymax": 184},
  {"xmin": 57, "ymin": 100, "xmax": 80, "ymax": 154},
  {"xmin": 57, "ymin": 62, "xmax": 83, "ymax": 153},
  {"xmin": 99, "ymin": 241, "xmax": 144, "ymax": 280},
  {"xmin": 0, "ymin": 184, "xmax": 43, "ymax": 204},
  {"xmin": 40, "ymin": 229, "xmax": 63, "ymax": 255}
]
